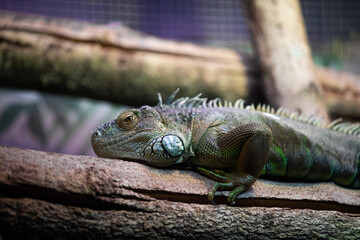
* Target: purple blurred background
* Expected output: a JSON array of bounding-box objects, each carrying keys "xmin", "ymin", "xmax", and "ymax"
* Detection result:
[{"xmin": 1, "ymin": 0, "xmax": 360, "ymax": 74}]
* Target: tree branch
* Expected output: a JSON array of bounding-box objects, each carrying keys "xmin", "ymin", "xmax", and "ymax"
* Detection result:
[
  {"xmin": 243, "ymin": 0, "xmax": 328, "ymax": 118},
  {"xmin": 0, "ymin": 145, "xmax": 359, "ymax": 239},
  {"xmin": 1, "ymin": 10, "xmax": 359, "ymax": 120},
  {"xmin": 0, "ymin": 10, "xmax": 247, "ymax": 106}
]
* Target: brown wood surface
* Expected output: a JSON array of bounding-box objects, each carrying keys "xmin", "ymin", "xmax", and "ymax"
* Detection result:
[
  {"xmin": 316, "ymin": 67, "xmax": 360, "ymax": 119},
  {"xmin": 243, "ymin": 0, "xmax": 329, "ymax": 119},
  {"xmin": 0, "ymin": 10, "xmax": 359, "ymax": 120},
  {"xmin": 0, "ymin": 10, "xmax": 247, "ymax": 106},
  {"xmin": 0, "ymin": 145, "xmax": 359, "ymax": 239}
]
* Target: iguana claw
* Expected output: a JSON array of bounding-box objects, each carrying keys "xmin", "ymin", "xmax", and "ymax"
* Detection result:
[
  {"xmin": 208, "ymin": 181, "xmax": 244, "ymax": 205},
  {"xmin": 198, "ymin": 167, "xmax": 251, "ymax": 205}
]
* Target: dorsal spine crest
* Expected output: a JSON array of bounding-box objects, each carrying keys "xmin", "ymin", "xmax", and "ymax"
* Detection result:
[{"xmin": 158, "ymin": 90, "xmax": 360, "ymax": 137}]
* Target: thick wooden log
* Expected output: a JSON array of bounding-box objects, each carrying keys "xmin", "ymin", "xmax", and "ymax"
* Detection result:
[
  {"xmin": 316, "ymin": 67, "xmax": 360, "ymax": 119},
  {"xmin": 0, "ymin": 11, "xmax": 247, "ymax": 106},
  {"xmin": 0, "ymin": 11, "xmax": 359, "ymax": 120},
  {"xmin": 243, "ymin": 0, "xmax": 329, "ymax": 118},
  {"xmin": 0, "ymin": 145, "xmax": 359, "ymax": 239}
]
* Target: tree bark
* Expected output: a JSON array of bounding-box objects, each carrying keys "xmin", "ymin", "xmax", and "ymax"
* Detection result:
[
  {"xmin": 316, "ymin": 67, "xmax": 360, "ymax": 119},
  {"xmin": 0, "ymin": 145, "xmax": 359, "ymax": 239},
  {"xmin": 243, "ymin": 0, "xmax": 329, "ymax": 118},
  {"xmin": 1, "ymin": 10, "xmax": 359, "ymax": 120},
  {"xmin": 0, "ymin": 10, "xmax": 247, "ymax": 106}
]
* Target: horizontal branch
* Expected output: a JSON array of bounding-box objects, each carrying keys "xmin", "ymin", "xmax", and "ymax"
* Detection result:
[
  {"xmin": 1, "ymin": 11, "xmax": 360, "ymax": 120},
  {"xmin": 0, "ymin": 10, "xmax": 247, "ymax": 106},
  {"xmin": 316, "ymin": 67, "xmax": 360, "ymax": 119},
  {"xmin": 0, "ymin": 145, "xmax": 359, "ymax": 239}
]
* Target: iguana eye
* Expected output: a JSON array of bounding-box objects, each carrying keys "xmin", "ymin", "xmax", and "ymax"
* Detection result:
[
  {"xmin": 116, "ymin": 110, "xmax": 140, "ymax": 130},
  {"xmin": 124, "ymin": 116, "xmax": 133, "ymax": 122}
]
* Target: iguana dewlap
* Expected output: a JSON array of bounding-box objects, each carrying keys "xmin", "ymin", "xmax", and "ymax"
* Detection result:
[{"xmin": 92, "ymin": 89, "xmax": 360, "ymax": 204}]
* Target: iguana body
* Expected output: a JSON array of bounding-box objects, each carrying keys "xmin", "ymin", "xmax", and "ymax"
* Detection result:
[{"xmin": 92, "ymin": 90, "xmax": 360, "ymax": 203}]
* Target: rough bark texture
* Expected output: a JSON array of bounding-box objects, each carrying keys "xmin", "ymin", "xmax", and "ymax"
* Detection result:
[
  {"xmin": 0, "ymin": 145, "xmax": 359, "ymax": 239},
  {"xmin": 316, "ymin": 67, "xmax": 360, "ymax": 120},
  {"xmin": 1, "ymin": 11, "xmax": 359, "ymax": 120},
  {"xmin": 244, "ymin": 0, "xmax": 329, "ymax": 118},
  {"xmin": 0, "ymin": 10, "xmax": 247, "ymax": 106}
]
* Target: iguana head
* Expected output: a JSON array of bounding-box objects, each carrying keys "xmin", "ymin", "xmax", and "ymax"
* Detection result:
[{"xmin": 91, "ymin": 105, "xmax": 192, "ymax": 167}]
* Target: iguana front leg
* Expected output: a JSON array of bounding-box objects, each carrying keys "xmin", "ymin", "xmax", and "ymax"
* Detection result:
[{"xmin": 198, "ymin": 122, "xmax": 272, "ymax": 204}]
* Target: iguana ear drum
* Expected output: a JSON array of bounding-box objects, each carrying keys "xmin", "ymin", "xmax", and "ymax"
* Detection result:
[
  {"xmin": 145, "ymin": 135, "xmax": 184, "ymax": 157},
  {"xmin": 162, "ymin": 135, "xmax": 184, "ymax": 157}
]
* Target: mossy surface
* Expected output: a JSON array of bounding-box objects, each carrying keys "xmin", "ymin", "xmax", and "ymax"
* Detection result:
[{"xmin": 0, "ymin": 30, "xmax": 248, "ymax": 106}]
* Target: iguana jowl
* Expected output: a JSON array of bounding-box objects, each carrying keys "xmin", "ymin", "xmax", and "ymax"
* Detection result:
[{"xmin": 92, "ymin": 89, "xmax": 360, "ymax": 204}]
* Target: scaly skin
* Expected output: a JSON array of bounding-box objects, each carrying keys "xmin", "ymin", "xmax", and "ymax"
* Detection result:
[{"xmin": 92, "ymin": 91, "xmax": 360, "ymax": 204}]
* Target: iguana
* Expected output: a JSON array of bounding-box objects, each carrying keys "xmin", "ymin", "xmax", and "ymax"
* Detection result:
[{"xmin": 91, "ymin": 89, "xmax": 360, "ymax": 204}]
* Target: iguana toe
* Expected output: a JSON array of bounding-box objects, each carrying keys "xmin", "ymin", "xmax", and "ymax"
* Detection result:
[{"xmin": 227, "ymin": 185, "xmax": 247, "ymax": 205}]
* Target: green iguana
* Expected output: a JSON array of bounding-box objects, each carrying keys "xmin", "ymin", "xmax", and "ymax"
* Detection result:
[{"xmin": 91, "ymin": 89, "xmax": 360, "ymax": 204}]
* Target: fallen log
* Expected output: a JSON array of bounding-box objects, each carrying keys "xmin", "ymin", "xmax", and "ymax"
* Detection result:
[
  {"xmin": 0, "ymin": 145, "xmax": 359, "ymax": 239},
  {"xmin": 0, "ymin": 11, "xmax": 359, "ymax": 121},
  {"xmin": 316, "ymin": 67, "xmax": 360, "ymax": 120},
  {"xmin": 0, "ymin": 10, "xmax": 247, "ymax": 106}
]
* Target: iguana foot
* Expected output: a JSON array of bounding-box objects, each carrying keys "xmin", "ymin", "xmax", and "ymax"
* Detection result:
[
  {"xmin": 197, "ymin": 167, "xmax": 229, "ymax": 182},
  {"xmin": 208, "ymin": 181, "xmax": 249, "ymax": 205},
  {"xmin": 197, "ymin": 167, "xmax": 251, "ymax": 204}
]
